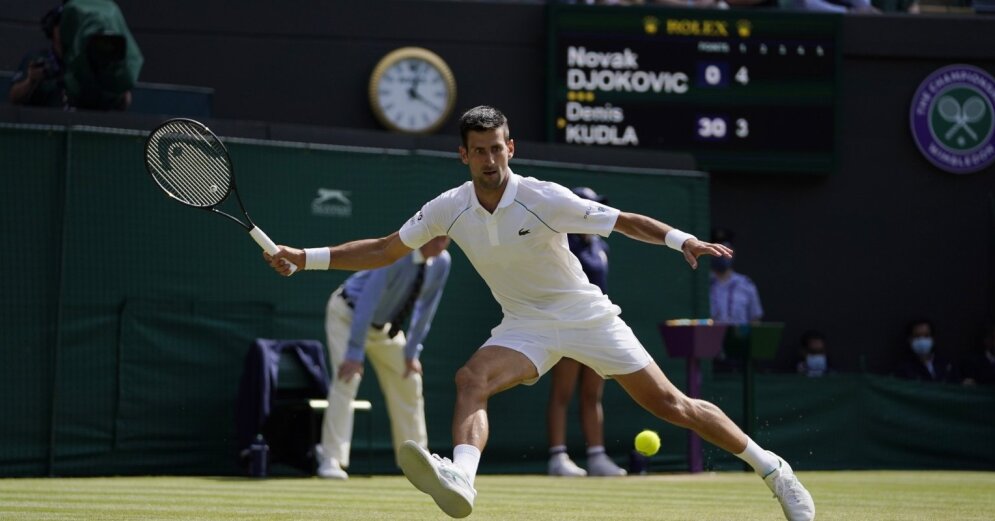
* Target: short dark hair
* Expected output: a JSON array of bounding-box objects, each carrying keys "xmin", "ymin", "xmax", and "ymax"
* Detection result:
[
  {"xmin": 907, "ymin": 318, "xmax": 934, "ymax": 337},
  {"xmin": 458, "ymin": 105, "xmax": 509, "ymax": 147},
  {"xmin": 800, "ymin": 329, "xmax": 825, "ymax": 348}
]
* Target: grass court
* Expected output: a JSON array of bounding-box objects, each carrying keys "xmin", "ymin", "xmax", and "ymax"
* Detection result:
[{"xmin": 2, "ymin": 470, "xmax": 993, "ymax": 520}]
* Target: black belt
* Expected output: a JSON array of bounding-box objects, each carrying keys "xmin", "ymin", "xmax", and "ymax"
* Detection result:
[
  {"xmin": 339, "ymin": 287, "xmax": 387, "ymax": 330},
  {"xmin": 339, "ymin": 287, "xmax": 356, "ymax": 309}
]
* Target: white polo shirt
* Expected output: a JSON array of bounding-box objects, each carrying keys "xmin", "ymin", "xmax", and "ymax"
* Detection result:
[{"xmin": 399, "ymin": 171, "xmax": 621, "ymax": 324}]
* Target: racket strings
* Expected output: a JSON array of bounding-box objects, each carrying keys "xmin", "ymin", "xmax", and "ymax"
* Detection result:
[{"xmin": 146, "ymin": 121, "xmax": 232, "ymax": 207}]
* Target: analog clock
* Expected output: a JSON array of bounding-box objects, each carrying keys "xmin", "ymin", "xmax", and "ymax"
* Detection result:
[{"xmin": 368, "ymin": 47, "xmax": 457, "ymax": 134}]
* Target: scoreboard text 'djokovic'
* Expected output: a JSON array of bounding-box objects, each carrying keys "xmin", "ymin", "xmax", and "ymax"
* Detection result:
[{"xmin": 547, "ymin": 6, "xmax": 841, "ymax": 173}]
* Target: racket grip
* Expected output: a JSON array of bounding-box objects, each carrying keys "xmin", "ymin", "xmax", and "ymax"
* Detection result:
[{"xmin": 249, "ymin": 226, "xmax": 298, "ymax": 274}]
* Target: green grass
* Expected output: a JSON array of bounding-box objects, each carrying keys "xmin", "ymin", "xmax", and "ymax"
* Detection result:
[{"xmin": 1, "ymin": 471, "xmax": 993, "ymax": 520}]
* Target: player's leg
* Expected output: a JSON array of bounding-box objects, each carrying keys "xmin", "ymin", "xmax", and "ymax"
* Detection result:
[
  {"xmin": 614, "ymin": 362, "xmax": 815, "ymax": 521},
  {"xmin": 578, "ymin": 365, "xmax": 625, "ymax": 476},
  {"xmin": 613, "ymin": 361, "xmax": 747, "ymax": 452},
  {"xmin": 452, "ymin": 345, "xmax": 539, "ymax": 448},
  {"xmin": 318, "ymin": 290, "xmax": 359, "ymax": 479},
  {"xmin": 399, "ymin": 344, "xmax": 541, "ymax": 519},
  {"xmin": 546, "ymin": 358, "xmax": 587, "ymax": 476},
  {"xmin": 564, "ymin": 317, "xmax": 813, "ymax": 520},
  {"xmin": 364, "ymin": 329, "xmax": 427, "ymax": 468}
]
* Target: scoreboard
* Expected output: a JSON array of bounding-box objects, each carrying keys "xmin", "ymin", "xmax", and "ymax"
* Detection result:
[{"xmin": 546, "ymin": 6, "xmax": 841, "ymax": 173}]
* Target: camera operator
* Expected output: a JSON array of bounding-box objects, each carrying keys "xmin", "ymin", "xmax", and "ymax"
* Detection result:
[
  {"xmin": 9, "ymin": 6, "xmax": 67, "ymax": 108},
  {"xmin": 10, "ymin": 2, "xmax": 137, "ymax": 111}
]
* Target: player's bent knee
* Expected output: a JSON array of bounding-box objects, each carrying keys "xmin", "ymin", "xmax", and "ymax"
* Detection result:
[{"xmin": 454, "ymin": 366, "xmax": 488, "ymax": 397}]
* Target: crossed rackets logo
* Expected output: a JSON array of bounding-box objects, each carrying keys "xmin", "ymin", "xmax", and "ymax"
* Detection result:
[
  {"xmin": 933, "ymin": 92, "xmax": 991, "ymax": 148},
  {"xmin": 910, "ymin": 64, "xmax": 995, "ymax": 174}
]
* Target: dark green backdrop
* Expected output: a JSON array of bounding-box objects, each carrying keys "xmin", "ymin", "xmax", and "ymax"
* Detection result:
[
  {"xmin": 0, "ymin": 124, "xmax": 710, "ymax": 476},
  {"xmin": 2, "ymin": 125, "xmax": 992, "ymax": 477}
]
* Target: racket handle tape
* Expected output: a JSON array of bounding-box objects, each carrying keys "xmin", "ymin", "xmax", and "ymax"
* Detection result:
[{"xmin": 249, "ymin": 227, "xmax": 298, "ymax": 274}]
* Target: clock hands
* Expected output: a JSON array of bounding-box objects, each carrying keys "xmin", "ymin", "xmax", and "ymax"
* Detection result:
[
  {"xmin": 407, "ymin": 61, "xmax": 444, "ymax": 112},
  {"xmin": 410, "ymin": 88, "xmax": 444, "ymax": 112}
]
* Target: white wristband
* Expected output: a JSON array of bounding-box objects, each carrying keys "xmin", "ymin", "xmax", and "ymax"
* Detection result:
[
  {"xmin": 664, "ymin": 229, "xmax": 696, "ymax": 251},
  {"xmin": 304, "ymin": 247, "xmax": 331, "ymax": 270}
]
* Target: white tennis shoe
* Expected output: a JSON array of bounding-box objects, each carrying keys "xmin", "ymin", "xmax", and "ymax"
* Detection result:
[
  {"xmin": 548, "ymin": 452, "xmax": 587, "ymax": 477},
  {"xmin": 763, "ymin": 452, "xmax": 815, "ymax": 521},
  {"xmin": 586, "ymin": 453, "xmax": 627, "ymax": 477},
  {"xmin": 399, "ymin": 440, "xmax": 476, "ymax": 518},
  {"xmin": 316, "ymin": 458, "xmax": 348, "ymax": 480}
]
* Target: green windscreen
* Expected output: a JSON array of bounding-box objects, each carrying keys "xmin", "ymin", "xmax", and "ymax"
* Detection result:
[
  {"xmin": 5, "ymin": 124, "xmax": 990, "ymax": 476},
  {"xmin": 0, "ymin": 125, "xmax": 709, "ymax": 475}
]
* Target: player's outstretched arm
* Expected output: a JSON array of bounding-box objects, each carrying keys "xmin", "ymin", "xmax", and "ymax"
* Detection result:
[
  {"xmin": 264, "ymin": 231, "xmax": 413, "ymax": 276},
  {"xmin": 679, "ymin": 237, "xmax": 733, "ymax": 270},
  {"xmin": 613, "ymin": 212, "xmax": 732, "ymax": 269}
]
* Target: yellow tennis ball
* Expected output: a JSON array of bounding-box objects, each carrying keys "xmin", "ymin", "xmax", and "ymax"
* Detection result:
[{"xmin": 635, "ymin": 429, "xmax": 661, "ymax": 456}]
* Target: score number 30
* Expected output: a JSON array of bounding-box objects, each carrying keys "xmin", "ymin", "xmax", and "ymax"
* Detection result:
[{"xmin": 698, "ymin": 117, "xmax": 749, "ymax": 139}]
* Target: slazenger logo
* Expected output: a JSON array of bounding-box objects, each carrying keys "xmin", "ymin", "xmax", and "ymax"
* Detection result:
[
  {"xmin": 311, "ymin": 188, "xmax": 352, "ymax": 217},
  {"xmin": 910, "ymin": 64, "xmax": 995, "ymax": 174}
]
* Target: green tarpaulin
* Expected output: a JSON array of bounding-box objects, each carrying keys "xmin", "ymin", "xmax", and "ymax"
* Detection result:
[{"xmin": 60, "ymin": 0, "xmax": 143, "ymax": 109}]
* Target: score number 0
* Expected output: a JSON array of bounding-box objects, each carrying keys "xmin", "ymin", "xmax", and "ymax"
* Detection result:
[
  {"xmin": 702, "ymin": 64, "xmax": 750, "ymax": 87},
  {"xmin": 697, "ymin": 63, "xmax": 750, "ymax": 140}
]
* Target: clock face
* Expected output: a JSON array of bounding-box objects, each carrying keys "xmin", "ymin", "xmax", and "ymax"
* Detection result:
[{"xmin": 370, "ymin": 48, "xmax": 456, "ymax": 134}]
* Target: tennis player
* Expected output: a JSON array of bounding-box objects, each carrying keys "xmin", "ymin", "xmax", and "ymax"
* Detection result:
[{"xmin": 264, "ymin": 106, "xmax": 814, "ymax": 521}]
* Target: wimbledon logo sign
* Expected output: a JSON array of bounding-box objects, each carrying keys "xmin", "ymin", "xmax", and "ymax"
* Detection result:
[{"xmin": 910, "ymin": 64, "xmax": 995, "ymax": 174}]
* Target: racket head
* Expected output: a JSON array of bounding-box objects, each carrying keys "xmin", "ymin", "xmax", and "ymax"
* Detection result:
[
  {"xmin": 144, "ymin": 118, "xmax": 234, "ymax": 209},
  {"xmin": 962, "ymin": 97, "xmax": 985, "ymax": 121},
  {"xmin": 937, "ymin": 96, "xmax": 960, "ymax": 121}
]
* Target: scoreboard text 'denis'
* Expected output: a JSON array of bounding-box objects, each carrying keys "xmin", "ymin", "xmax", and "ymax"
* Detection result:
[{"xmin": 546, "ymin": 5, "xmax": 841, "ymax": 174}]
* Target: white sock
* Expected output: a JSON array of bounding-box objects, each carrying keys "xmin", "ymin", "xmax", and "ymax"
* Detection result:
[
  {"xmin": 586, "ymin": 445, "xmax": 606, "ymax": 457},
  {"xmin": 735, "ymin": 438, "xmax": 779, "ymax": 477},
  {"xmin": 549, "ymin": 445, "xmax": 567, "ymax": 456},
  {"xmin": 453, "ymin": 444, "xmax": 481, "ymax": 486}
]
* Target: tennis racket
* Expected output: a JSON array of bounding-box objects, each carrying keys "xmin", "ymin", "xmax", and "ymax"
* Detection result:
[{"xmin": 144, "ymin": 118, "xmax": 296, "ymax": 273}]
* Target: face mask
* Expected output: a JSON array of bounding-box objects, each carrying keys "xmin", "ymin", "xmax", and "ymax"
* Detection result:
[
  {"xmin": 711, "ymin": 257, "xmax": 732, "ymax": 273},
  {"xmin": 805, "ymin": 354, "xmax": 827, "ymax": 373},
  {"xmin": 910, "ymin": 337, "xmax": 933, "ymax": 356}
]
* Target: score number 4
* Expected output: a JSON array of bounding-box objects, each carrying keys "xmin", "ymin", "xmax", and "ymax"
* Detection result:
[{"xmin": 697, "ymin": 117, "xmax": 750, "ymax": 139}]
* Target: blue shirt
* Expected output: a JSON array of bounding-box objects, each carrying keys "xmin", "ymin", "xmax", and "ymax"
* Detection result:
[
  {"xmin": 568, "ymin": 234, "xmax": 609, "ymax": 293},
  {"xmin": 342, "ymin": 250, "xmax": 451, "ymax": 362},
  {"xmin": 709, "ymin": 271, "xmax": 763, "ymax": 324}
]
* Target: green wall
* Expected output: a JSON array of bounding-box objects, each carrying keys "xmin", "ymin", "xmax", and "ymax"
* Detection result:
[
  {"xmin": 3, "ymin": 125, "xmax": 991, "ymax": 476},
  {"xmin": 0, "ymin": 124, "xmax": 712, "ymax": 476}
]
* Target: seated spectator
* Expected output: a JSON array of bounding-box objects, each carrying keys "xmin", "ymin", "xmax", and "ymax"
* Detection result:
[
  {"xmin": 871, "ymin": 0, "xmax": 921, "ymax": 12},
  {"xmin": 796, "ymin": 330, "xmax": 831, "ymax": 377},
  {"xmin": 9, "ymin": 6, "xmax": 67, "ymax": 108},
  {"xmin": 961, "ymin": 324, "xmax": 995, "ymax": 386},
  {"xmin": 894, "ymin": 318, "xmax": 959, "ymax": 383},
  {"xmin": 782, "ymin": 0, "xmax": 882, "ymax": 12}
]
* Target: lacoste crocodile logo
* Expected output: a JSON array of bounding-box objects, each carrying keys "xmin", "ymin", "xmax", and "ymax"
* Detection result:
[{"xmin": 518, "ymin": 228, "xmax": 530, "ymax": 236}]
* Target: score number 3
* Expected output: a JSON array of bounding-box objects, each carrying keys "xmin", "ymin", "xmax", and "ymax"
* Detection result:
[{"xmin": 697, "ymin": 117, "xmax": 750, "ymax": 139}]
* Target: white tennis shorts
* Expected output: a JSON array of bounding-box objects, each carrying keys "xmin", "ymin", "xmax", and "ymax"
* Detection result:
[{"xmin": 483, "ymin": 315, "xmax": 653, "ymax": 385}]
